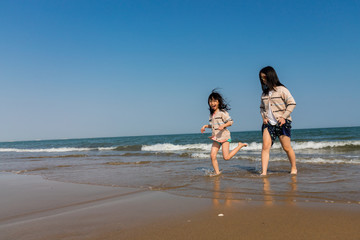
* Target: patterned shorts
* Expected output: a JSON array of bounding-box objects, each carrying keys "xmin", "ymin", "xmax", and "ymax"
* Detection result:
[{"xmin": 262, "ymin": 120, "xmax": 292, "ymax": 146}]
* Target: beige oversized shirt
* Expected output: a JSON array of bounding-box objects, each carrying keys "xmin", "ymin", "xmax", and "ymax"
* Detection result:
[
  {"xmin": 260, "ymin": 86, "xmax": 296, "ymax": 122},
  {"xmin": 209, "ymin": 110, "xmax": 233, "ymax": 142}
]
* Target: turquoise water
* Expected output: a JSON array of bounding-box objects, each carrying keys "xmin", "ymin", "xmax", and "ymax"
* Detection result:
[{"xmin": 1, "ymin": 127, "xmax": 359, "ymax": 204}]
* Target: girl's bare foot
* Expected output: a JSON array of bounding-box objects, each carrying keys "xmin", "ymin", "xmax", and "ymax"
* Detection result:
[
  {"xmin": 290, "ymin": 168, "xmax": 297, "ymax": 175},
  {"xmin": 238, "ymin": 142, "xmax": 248, "ymax": 149},
  {"xmin": 210, "ymin": 170, "xmax": 222, "ymax": 177}
]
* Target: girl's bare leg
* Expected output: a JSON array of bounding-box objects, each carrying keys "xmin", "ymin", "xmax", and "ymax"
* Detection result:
[
  {"xmin": 210, "ymin": 142, "xmax": 221, "ymax": 175},
  {"xmin": 222, "ymin": 142, "xmax": 248, "ymax": 161},
  {"xmin": 261, "ymin": 129, "xmax": 272, "ymax": 176},
  {"xmin": 279, "ymin": 135, "xmax": 297, "ymax": 174}
]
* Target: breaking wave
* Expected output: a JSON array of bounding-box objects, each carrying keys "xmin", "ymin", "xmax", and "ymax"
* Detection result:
[
  {"xmin": 1, "ymin": 140, "xmax": 358, "ymax": 153},
  {"xmin": 0, "ymin": 147, "xmax": 116, "ymax": 153},
  {"xmin": 141, "ymin": 140, "xmax": 360, "ymax": 152}
]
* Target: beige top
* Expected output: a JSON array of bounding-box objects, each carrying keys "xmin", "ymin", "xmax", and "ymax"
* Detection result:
[
  {"xmin": 260, "ymin": 86, "xmax": 296, "ymax": 122},
  {"xmin": 209, "ymin": 110, "xmax": 233, "ymax": 142}
]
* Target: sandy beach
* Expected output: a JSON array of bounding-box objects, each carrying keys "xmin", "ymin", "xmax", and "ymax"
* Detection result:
[{"xmin": 1, "ymin": 173, "xmax": 359, "ymax": 240}]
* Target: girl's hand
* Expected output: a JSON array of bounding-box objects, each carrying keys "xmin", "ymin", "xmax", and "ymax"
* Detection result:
[
  {"xmin": 263, "ymin": 118, "xmax": 269, "ymax": 124},
  {"xmin": 218, "ymin": 125, "xmax": 224, "ymax": 131},
  {"xmin": 201, "ymin": 126, "xmax": 207, "ymax": 133},
  {"xmin": 278, "ymin": 117, "xmax": 286, "ymax": 126}
]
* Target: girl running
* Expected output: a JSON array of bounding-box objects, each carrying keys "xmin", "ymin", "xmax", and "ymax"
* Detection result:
[{"xmin": 201, "ymin": 89, "xmax": 247, "ymax": 176}]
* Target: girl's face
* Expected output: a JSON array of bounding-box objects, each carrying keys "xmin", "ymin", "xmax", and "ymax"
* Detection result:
[
  {"xmin": 260, "ymin": 73, "xmax": 267, "ymax": 85},
  {"xmin": 209, "ymin": 98, "xmax": 219, "ymax": 112}
]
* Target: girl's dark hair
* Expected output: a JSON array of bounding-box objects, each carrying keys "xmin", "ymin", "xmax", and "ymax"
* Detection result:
[
  {"xmin": 208, "ymin": 89, "xmax": 231, "ymax": 114},
  {"xmin": 259, "ymin": 66, "xmax": 285, "ymax": 95}
]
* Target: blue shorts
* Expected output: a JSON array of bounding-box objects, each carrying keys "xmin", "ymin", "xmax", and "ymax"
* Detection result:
[{"xmin": 262, "ymin": 120, "xmax": 292, "ymax": 146}]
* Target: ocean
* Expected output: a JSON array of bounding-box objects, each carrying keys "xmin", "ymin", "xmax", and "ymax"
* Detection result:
[{"xmin": 1, "ymin": 126, "xmax": 359, "ymax": 204}]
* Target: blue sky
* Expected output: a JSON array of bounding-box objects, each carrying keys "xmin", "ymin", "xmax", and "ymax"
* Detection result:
[{"xmin": 0, "ymin": 0, "xmax": 359, "ymax": 141}]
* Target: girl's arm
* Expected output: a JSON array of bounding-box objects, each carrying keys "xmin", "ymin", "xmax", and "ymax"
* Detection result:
[
  {"xmin": 218, "ymin": 121, "xmax": 232, "ymax": 130},
  {"xmin": 260, "ymin": 95, "xmax": 269, "ymax": 124},
  {"xmin": 278, "ymin": 87, "xmax": 296, "ymax": 126},
  {"xmin": 281, "ymin": 87, "xmax": 296, "ymax": 119},
  {"xmin": 219, "ymin": 111, "xmax": 233, "ymax": 130},
  {"xmin": 201, "ymin": 124, "xmax": 211, "ymax": 133}
]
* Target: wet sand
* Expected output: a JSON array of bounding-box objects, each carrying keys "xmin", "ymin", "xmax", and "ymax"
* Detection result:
[{"xmin": 1, "ymin": 173, "xmax": 359, "ymax": 240}]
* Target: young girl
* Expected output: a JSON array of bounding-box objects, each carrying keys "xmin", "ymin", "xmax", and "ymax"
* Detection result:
[
  {"xmin": 201, "ymin": 89, "xmax": 247, "ymax": 176},
  {"xmin": 259, "ymin": 66, "xmax": 297, "ymax": 176}
]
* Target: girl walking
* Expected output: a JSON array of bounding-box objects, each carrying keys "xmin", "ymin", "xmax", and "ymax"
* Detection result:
[
  {"xmin": 201, "ymin": 89, "xmax": 247, "ymax": 176},
  {"xmin": 259, "ymin": 66, "xmax": 297, "ymax": 176}
]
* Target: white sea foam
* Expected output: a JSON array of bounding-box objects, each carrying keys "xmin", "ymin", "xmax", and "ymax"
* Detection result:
[
  {"xmin": 191, "ymin": 153, "xmax": 210, "ymax": 159},
  {"xmin": 142, "ymin": 143, "xmax": 211, "ymax": 152},
  {"xmin": 1, "ymin": 140, "xmax": 358, "ymax": 154},
  {"xmin": 291, "ymin": 140, "xmax": 360, "ymax": 150},
  {"xmin": 246, "ymin": 140, "xmax": 360, "ymax": 151},
  {"xmin": 142, "ymin": 142, "xmax": 265, "ymax": 152},
  {"xmin": 98, "ymin": 147, "xmax": 118, "ymax": 151},
  {"xmin": 0, "ymin": 147, "xmax": 94, "ymax": 153},
  {"xmin": 297, "ymin": 157, "xmax": 360, "ymax": 164},
  {"xmin": 189, "ymin": 153, "xmax": 360, "ymax": 164},
  {"xmin": 141, "ymin": 140, "xmax": 360, "ymax": 153}
]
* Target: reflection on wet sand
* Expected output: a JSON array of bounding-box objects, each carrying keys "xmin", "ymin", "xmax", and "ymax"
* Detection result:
[
  {"xmin": 210, "ymin": 174, "xmax": 299, "ymax": 208},
  {"xmin": 287, "ymin": 175, "xmax": 298, "ymax": 205},
  {"xmin": 262, "ymin": 177, "xmax": 274, "ymax": 206},
  {"xmin": 262, "ymin": 175, "xmax": 298, "ymax": 206},
  {"xmin": 211, "ymin": 176, "xmax": 234, "ymax": 208}
]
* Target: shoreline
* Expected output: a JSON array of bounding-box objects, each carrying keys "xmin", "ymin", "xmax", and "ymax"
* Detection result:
[{"xmin": 1, "ymin": 173, "xmax": 360, "ymax": 240}]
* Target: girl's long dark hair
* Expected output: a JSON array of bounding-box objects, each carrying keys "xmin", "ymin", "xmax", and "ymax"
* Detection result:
[
  {"xmin": 259, "ymin": 66, "xmax": 285, "ymax": 95},
  {"xmin": 208, "ymin": 89, "xmax": 230, "ymax": 114}
]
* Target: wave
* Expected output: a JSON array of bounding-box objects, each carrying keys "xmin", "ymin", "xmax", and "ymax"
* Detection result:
[
  {"xmin": 291, "ymin": 140, "xmax": 360, "ymax": 151},
  {"xmin": 0, "ymin": 147, "xmax": 92, "ymax": 153},
  {"xmin": 21, "ymin": 154, "xmax": 89, "ymax": 159},
  {"xmin": 142, "ymin": 143, "xmax": 211, "ymax": 152},
  {"xmin": 296, "ymin": 157, "xmax": 360, "ymax": 164},
  {"xmin": 141, "ymin": 140, "xmax": 360, "ymax": 152},
  {"xmin": 105, "ymin": 161, "xmax": 151, "ymax": 165},
  {"xmin": 0, "ymin": 147, "xmax": 116, "ymax": 153},
  {"xmin": 113, "ymin": 145, "xmax": 142, "ymax": 151},
  {"xmin": 1, "ymin": 140, "xmax": 359, "ymax": 154}
]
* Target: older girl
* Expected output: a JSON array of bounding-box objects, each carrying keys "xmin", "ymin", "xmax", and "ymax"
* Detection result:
[{"xmin": 259, "ymin": 66, "xmax": 297, "ymax": 176}]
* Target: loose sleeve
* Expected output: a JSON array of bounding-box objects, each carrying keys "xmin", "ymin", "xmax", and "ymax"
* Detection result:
[
  {"xmin": 222, "ymin": 111, "xmax": 233, "ymax": 125},
  {"xmin": 281, "ymin": 87, "xmax": 296, "ymax": 119},
  {"xmin": 208, "ymin": 115, "xmax": 213, "ymax": 128},
  {"xmin": 260, "ymin": 95, "xmax": 266, "ymax": 120}
]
